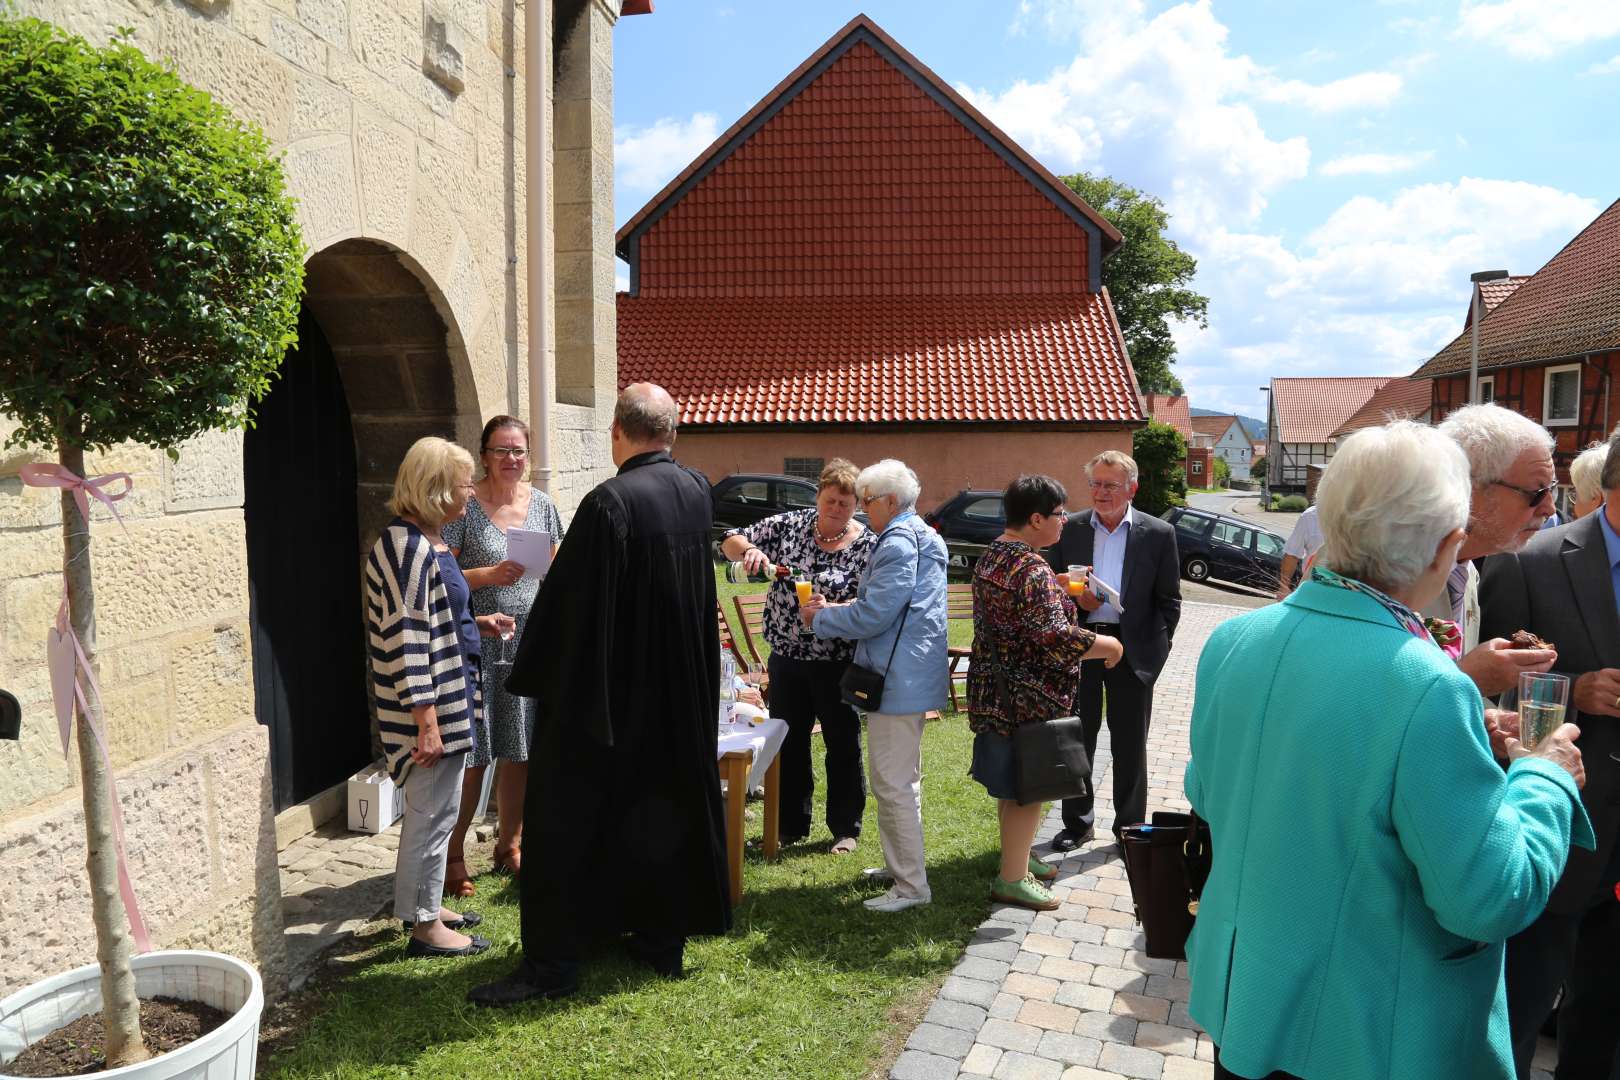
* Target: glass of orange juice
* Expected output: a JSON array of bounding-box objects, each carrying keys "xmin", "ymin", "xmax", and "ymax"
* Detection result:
[
  {"xmin": 1066, "ymin": 565, "xmax": 1089, "ymax": 597},
  {"xmin": 794, "ymin": 573, "xmax": 815, "ymax": 636}
]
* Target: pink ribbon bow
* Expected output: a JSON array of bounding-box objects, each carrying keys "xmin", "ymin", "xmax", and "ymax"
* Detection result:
[{"xmin": 18, "ymin": 463, "xmax": 150, "ymax": 953}]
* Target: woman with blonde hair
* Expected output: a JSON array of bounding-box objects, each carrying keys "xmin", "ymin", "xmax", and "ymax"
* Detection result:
[
  {"xmin": 1568, "ymin": 442, "xmax": 1608, "ymax": 519},
  {"xmin": 366, "ymin": 436, "xmax": 513, "ymax": 958}
]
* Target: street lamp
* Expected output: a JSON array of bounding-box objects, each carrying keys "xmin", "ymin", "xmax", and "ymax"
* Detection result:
[
  {"xmin": 1258, "ymin": 384, "xmax": 1272, "ymax": 510},
  {"xmin": 1469, "ymin": 269, "xmax": 1510, "ymax": 404}
]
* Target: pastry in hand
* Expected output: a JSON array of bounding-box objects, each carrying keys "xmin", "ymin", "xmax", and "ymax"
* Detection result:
[{"xmin": 1507, "ymin": 629, "xmax": 1554, "ymax": 651}]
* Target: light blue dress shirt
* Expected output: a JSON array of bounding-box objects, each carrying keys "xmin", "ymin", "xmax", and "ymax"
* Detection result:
[
  {"xmin": 1595, "ymin": 507, "xmax": 1620, "ymax": 611},
  {"xmin": 1088, "ymin": 504, "xmax": 1133, "ymax": 623}
]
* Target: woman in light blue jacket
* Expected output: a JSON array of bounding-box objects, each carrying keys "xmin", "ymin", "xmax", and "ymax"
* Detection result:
[
  {"xmin": 805, "ymin": 459, "xmax": 948, "ymax": 913},
  {"xmin": 1184, "ymin": 422, "xmax": 1592, "ymax": 1080}
]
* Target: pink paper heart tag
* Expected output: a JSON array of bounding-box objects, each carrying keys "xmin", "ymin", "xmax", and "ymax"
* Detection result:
[{"xmin": 45, "ymin": 625, "xmax": 76, "ymax": 755}]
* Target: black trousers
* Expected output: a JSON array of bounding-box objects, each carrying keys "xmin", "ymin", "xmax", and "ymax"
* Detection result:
[
  {"xmin": 1214, "ymin": 1057, "xmax": 1301, "ymax": 1080},
  {"xmin": 1505, "ymin": 842, "xmax": 1620, "ymax": 1080},
  {"xmin": 1061, "ymin": 651, "xmax": 1152, "ymax": 837},
  {"xmin": 766, "ymin": 654, "xmax": 866, "ymax": 840}
]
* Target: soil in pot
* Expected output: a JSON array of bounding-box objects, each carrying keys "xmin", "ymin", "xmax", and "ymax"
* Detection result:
[{"xmin": 6, "ymin": 997, "xmax": 229, "ymax": 1077}]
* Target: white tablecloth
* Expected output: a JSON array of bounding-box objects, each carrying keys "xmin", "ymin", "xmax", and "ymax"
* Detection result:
[{"xmin": 717, "ymin": 713, "xmax": 788, "ymax": 790}]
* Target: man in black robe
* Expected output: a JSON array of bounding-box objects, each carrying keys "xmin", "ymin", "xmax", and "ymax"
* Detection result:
[{"xmin": 468, "ymin": 383, "xmax": 731, "ymax": 1005}]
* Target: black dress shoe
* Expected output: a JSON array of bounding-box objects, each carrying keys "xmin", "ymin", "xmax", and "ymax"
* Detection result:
[
  {"xmin": 401, "ymin": 911, "xmax": 483, "ymax": 932},
  {"xmin": 468, "ymin": 961, "xmax": 580, "ymax": 1007},
  {"xmin": 1050, "ymin": 826, "xmax": 1094, "ymax": 852},
  {"xmin": 627, "ymin": 934, "xmax": 685, "ymax": 978},
  {"xmin": 405, "ymin": 934, "xmax": 491, "ymax": 959}
]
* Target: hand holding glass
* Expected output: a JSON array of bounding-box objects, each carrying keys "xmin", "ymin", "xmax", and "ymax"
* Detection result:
[
  {"xmin": 1517, "ymin": 671, "xmax": 1569, "ymax": 751},
  {"xmin": 1066, "ymin": 564, "xmax": 1089, "ymax": 598}
]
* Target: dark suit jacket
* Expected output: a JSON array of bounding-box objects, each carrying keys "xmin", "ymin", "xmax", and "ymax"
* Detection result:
[
  {"xmin": 1479, "ymin": 510, "xmax": 1620, "ymax": 914},
  {"xmin": 1048, "ymin": 508, "xmax": 1182, "ymax": 687}
]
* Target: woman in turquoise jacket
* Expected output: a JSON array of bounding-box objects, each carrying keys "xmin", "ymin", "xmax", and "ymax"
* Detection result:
[{"xmin": 1184, "ymin": 422, "xmax": 1593, "ymax": 1080}]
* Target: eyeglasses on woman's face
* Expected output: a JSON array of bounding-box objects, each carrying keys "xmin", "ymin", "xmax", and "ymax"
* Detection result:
[
  {"xmin": 860, "ymin": 494, "xmax": 890, "ymax": 508},
  {"xmin": 483, "ymin": 446, "xmax": 528, "ymax": 459}
]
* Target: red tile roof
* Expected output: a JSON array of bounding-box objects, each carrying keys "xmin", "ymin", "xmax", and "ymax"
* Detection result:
[
  {"xmin": 1414, "ymin": 199, "xmax": 1620, "ymax": 378},
  {"xmin": 614, "ymin": 15, "xmax": 1140, "ymax": 428},
  {"xmin": 1270, "ymin": 377, "xmax": 1392, "ymax": 444},
  {"xmin": 1143, "ymin": 395, "xmax": 1194, "ymax": 439},
  {"xmin": 1461, "ymin": 275, "xmax": 1530, "ymax": 328},
  {"xmin": 1332, "ymin": 377, "xmax": 1432, "ymax": 437},
  {"xmin": 1189, "ymin": 413, "xmax": 1240, "ymax": 438},
  {"xmin": 618, "ymin": 293, "xmax": 1141, "ymax": 425}
]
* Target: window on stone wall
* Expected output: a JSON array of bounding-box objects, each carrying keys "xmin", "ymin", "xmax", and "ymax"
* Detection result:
[
  {"xmin": 784, "ymin": 457, "xmax": 824, "ymax": 481},
  {"xmin": 1544, "ymin": 365, "xmax": 1581, "ymax": 426}
]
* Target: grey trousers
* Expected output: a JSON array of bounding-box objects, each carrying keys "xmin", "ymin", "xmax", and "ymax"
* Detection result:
[
  {"xmin": 867, "ymin": 711, "xmax": 929, "ymax": 900},
  {"xmin": 393, "ymin": 753, "xmax": 465, "ymax": 923}
]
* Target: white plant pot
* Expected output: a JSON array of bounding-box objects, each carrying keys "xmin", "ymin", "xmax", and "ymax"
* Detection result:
[{"xmin": 0, "ymin": 951, "xmax": 263, "ymax": 1080}]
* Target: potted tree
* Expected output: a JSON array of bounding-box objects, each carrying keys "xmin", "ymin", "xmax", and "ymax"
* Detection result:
[{"xmin": 0, "ymin": 17, "xmax": 302, "ymax": 1076}]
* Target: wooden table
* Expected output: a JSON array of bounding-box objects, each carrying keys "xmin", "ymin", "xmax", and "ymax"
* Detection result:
[{"xmin": 720, "ymin": 748, "xmax": 780, "ymax": 904}]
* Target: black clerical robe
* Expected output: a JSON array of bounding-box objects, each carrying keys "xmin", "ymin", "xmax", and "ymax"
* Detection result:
[{"xmin": 507, "ymin": 450, "xmax": 731, "ymax": 956}]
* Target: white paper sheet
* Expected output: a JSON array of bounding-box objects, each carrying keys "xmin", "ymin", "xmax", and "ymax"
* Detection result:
[
  {"xmin": 505, "ymin": 527, "xmax": 552, "ymax": 580},
  {"xmin": 1088, "ymin": 573, "xmax": 1124, "ymax": 613}
]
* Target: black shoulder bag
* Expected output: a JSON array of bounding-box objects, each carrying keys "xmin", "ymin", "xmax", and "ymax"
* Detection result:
[
  {"xmin": 838, "ymin": 536, "xmax": 920, "ymax": 711},
  {"xmin": 1119, "ymin": 808, "xmax": 1213, "ymax": 960}
]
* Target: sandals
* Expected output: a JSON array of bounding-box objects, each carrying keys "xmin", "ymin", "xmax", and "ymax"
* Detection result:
[
  {"xmin": 493, "ymin": 843, "xmax": 521, "ymax": 876},
  {"xmin": 830, "ymin": 836, "xmax": 858, "ymax": 855},
  {"xmin": 444, "ymin": 856, "xmax": 476, "ymax": 898}
]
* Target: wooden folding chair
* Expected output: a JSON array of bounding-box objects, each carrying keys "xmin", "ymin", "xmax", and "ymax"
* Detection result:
[
  {"xmin": 946, "ymin": 582, "xmax": 974, "ymax": 711},
  {"xmin": 731, "ymin": 593, "xmax": 769, "ymax": 671},
  {"xmin": 717, "ymin": 601, "xmax": 748, "ymax": 669}
]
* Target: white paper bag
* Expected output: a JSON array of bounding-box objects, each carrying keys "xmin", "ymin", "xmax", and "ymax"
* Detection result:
[{"xmin": 347, "ymin": 763, "xmax": 403, "ymax": 834}]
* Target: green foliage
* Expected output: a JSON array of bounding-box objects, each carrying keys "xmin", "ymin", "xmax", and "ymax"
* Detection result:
[
  {"xmin": 0, "ymin": 17, "xmax": 304, "ymax": 452},
  {"xmin": 1277, "ymin": 494, "xmax": 1309, "ymax": 512},
  {"xmin": 1212, "ymin": 456, "xmax": 1231, "ymax": 487},
  {"xmin": 1250, "ymin": 453, "xmax": 1268, "ymax": 479},
  {"xmin": 1132, "ymin": 420, "xmax": 1187, "ymax": 516},
  {"xmin": 1061, "ymin": 171, "xmax": 1209, "ymax": 396}
]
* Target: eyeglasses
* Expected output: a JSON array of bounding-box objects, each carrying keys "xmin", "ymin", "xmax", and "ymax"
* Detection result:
[
  {"xmin": 483, "ymin": 446, "xmax": 528, "ymax": 459},
  {"xmin": 1087, "ymin": 480, "xmax": 1126, "ymax": 494},
  {"xmin": 860, "ymin": 494, "xmax": 890, "ymax": 507},
  {"xmin": 1041, "ymin": 507, "xmax": 1069, "ymax": 519},
  {"xmin": 456, "ymin": 482, "xmax": 477, "ymax": 493},
  {"xmin": 1491, "ymin": 479, "xmax": 1553, "ymax": 507}
]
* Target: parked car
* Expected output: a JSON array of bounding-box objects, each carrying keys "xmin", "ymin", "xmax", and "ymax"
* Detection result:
[
  {"xmin": 709, "ymin": 472, "xmax": 868, "ymax": 543},
  {"xmin": 1162, "ymin": 506, "xmax": 1284, "ymax": 591},
  {"xmin": 924, "ymin": 489, "xmax": 1008, "ymax": 577}
]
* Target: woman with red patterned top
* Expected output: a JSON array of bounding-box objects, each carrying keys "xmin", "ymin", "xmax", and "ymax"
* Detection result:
[{"xmin": 968, "ymin": 474, "xmax": 1123, "ymax": 911}]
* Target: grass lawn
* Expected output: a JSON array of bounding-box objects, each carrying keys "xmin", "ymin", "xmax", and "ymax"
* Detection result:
[{"xmin": 263, "ymin": 569, "xmax": 996, "ymax": 1080}]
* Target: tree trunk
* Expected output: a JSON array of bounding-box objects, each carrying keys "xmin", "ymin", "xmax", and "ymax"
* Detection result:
[{"xmin": 58, "ymin": 440, "xmax": 150, "ymax": 1069}]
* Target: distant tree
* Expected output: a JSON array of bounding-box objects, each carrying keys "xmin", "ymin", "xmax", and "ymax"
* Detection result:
[
  {"xmin": 1212, "ymin": 457, "xmax": 1231, "ymax": 488},
  {"xmin": 1132, "ymin": 421, "xmax": 1187, "ymax": 516},
  {"xmin": 1250, "ymin": 454, "xmax": 1268, "ymax": 480},
  {"xmin": 0, "ymin": 18, "xmax": 303, "ymax": 1065},
  {"xmin": 1061, "ymin": 172, "xmax": 1209, "ymax": 396}
]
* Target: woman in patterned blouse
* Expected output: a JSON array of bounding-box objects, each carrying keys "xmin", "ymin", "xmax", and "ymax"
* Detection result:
[
  {"xmin": 967, "ymin": 474, "xmax": 1122, "ymax": 911},
  {"xmin": 719, "ymin": 459, "xmax": 876, "ymax": 853}
]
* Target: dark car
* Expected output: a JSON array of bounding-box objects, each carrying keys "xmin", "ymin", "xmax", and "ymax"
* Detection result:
[
  {"xmin": 710, "ymin": 473, "xmax": 819, "ymax": 538},
  {"xmin": 924, "ymin": 490, "xmax": 1007, "ymax": 577},
  {"xmin": 1162, "ymin": 506, "xmax": 1284, "ymax": 591}
]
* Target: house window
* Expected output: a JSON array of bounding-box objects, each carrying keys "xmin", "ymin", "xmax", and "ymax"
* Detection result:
[
  {"xmin": 1544, "ymin": 364, "xmax": 1582, "ymax": 427},
  {"xmin": 783, "ymin": 457, "xmax": 824, "ymax": 481},
  {"xmin": 1190, "ymin": 460, "xmax": 1203, "ymax": 475},
  {"xmin": 1478, "ymin": 376, "xmax": 1495, "ymax": 404}
]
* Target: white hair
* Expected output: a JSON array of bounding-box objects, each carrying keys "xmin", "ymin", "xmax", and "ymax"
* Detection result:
[
  {"xmin": 856, "ymin": 459, "xmax": 921, "ymax": 511},
  {"xmin": 1438, "ymin": 403, "xmax": 1555, "ymax": 488},
  {"xmin": 1086, "ymin": 450, "xmax": 1139, "ymax": 485},
  {"xmin": 1572, "ymin": 442, "xmax": 1609, "ymax": 502},
  {"xmin": 1315, "ymin": 421, "xmax": 1470, "ymax": 592}
]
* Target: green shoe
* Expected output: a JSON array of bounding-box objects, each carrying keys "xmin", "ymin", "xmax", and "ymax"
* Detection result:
[
  {"xmin": 991, "ymin": 872, "xmax": 1060, "ymax": 912},
  {"xmin": 1028, "ymin": 854, "xmax": 1058, "ymax": 882}
]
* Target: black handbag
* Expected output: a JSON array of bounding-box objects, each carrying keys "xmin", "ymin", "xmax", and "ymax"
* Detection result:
[
  {"xmin": 1119, "ymin": 809, "xmax": 1213, "ymax": 960},
  {"xmin": 838, "ymin": 537, "xmax": 920, "ymax": 711},
  {"xmin": 1010, "ymin": 715, "xmax": 1093, "ymax": 805}
]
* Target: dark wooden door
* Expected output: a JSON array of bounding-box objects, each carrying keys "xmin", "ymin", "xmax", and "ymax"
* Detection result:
[{"xmin": 244, "ymin": 310, "xmax": 372, "ymax": 811}]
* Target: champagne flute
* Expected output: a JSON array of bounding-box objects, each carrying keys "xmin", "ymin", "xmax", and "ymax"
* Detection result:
[
  {"xmin": 1517, "ymin": 671, "xmax": 1569, "ymax": 751},
  {"xmin": 492, "ymin": 615, "xmax": 514, "ymax": 668},
  {"xmin": 794, "ymin": 572, "xmax": 815, "ymax": 638}
]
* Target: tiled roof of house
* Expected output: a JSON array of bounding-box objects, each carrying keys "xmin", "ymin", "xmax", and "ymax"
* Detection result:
[
  {"xmin": 1414, "ymin": 199, "xmax": 1620, "ymax": 378},
  {"xmin": 615, "ymin": 16, "xmax": 1120, "ymax": 299},
  {"xmin": 1462, "ymin": 275, "xmax": 1531, "ymax": 328},
  {"xmin": 1143, "ymin": 395, "xmax": 1194, "ymax": 439},
  {"xmin": 1332, "ymin": 377, "xmax": 1433, "ymax": 437},
  {"xmin": 1270, "ymin": 377, "xmax": 1393, "ymax": 443},
  {"xmin": 618, "ymin": 292, "xmax": 1142, "ymax": 426},
  {"xmin": 614, "ymin": 15, "xmax": 1142, "ymax": 428},
  {"xmin": 1189, "ymin": 414, "xmax": 1239, "ymax": 438}
]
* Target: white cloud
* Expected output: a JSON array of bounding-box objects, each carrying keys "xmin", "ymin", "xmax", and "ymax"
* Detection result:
[
  {"xmin": 1258, "ymin": 71, "xmax": 1403, "ymax": 111},
  {"xmin": 1319, "ymin": 150, "xmax": 1435, "ymax": 176},
  {"xmin": 1457, "ymin": 0, "xmax": 1620, "ymax": 59},
  {"xmin": 1585, "ymin": 54, "xmax": 1620, "ymax": 75},
  {"xmin": 1174, "ymin": 179, "xmax": 1600, "ymax": 416},
  {"xmin": 613, "ymin": 112, "xmax": 722, "ymax": 195}
]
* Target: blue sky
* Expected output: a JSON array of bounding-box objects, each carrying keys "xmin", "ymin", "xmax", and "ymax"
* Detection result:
[{"xmin": 611, "ymin": 0, "xmax": 1619, "ymax": 420}]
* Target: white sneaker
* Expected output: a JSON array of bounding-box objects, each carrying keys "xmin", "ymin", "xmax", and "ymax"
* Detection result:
[
  {"xmin": 861, "ymin": 866, "xmax": 894, "ymax": 882},
  {"xmin": 863, "ymin": 887, "xmax": 930, "ymax": 912}
]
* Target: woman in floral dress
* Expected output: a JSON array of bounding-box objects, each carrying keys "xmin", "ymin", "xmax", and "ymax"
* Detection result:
[{"xmin": 441, "ymin": 416, "xmax": 564, "ymax": 893}]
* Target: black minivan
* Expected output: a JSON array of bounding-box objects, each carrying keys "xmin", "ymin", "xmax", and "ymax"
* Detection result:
[{"xmin": 1162, "ymin": 506, "xmax": 1285, "ymax": 591}]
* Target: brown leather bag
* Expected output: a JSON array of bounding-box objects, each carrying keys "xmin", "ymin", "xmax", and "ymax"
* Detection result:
[{"xmin": 1119, "ymin": 809, "xmax": 1212, "ymax": 960}]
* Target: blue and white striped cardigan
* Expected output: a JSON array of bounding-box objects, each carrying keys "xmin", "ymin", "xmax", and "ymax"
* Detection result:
[{"xmin": 365, "ymin": 519, "xmax": 479, "ymax": 782}]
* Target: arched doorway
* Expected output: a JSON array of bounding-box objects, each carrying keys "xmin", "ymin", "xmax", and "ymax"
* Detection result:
[{"xmin": 245, "ymin": 239, "xmax": 467, "ymax": 812}]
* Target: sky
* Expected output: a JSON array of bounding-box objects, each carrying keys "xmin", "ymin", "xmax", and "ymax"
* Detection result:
[{"xmin": 610, "ymin": 0, "xmax": 1620, "ymax": 421}]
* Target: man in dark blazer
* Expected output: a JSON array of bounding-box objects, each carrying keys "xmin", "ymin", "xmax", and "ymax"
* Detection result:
[
  {"xmin": 1047, "ymin": 450, "xmax": 1182, "ymax": 851},
  {"xmin": 1479, "ymin": 430, "xmax": 1620, "ymax": 1079}
]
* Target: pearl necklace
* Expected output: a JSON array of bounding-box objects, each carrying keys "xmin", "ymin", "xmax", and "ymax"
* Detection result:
[{"xmin": 816, "ymin": 519, "xmax": 849, "ymax": 545}]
